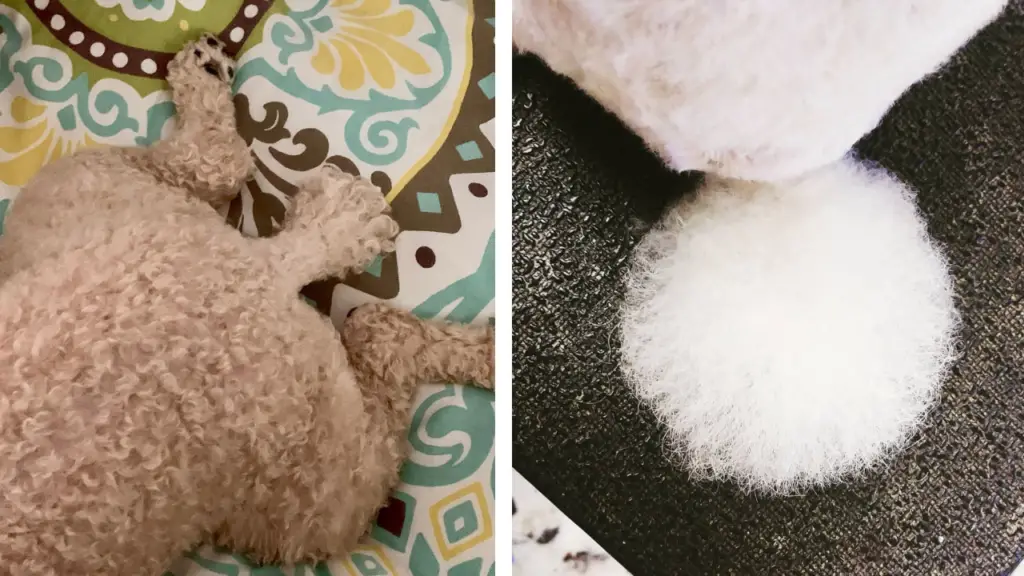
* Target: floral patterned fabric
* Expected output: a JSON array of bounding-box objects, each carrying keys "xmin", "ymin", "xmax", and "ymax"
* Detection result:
[{"xmin": 0, "ymin": 0, "xmax": 495, "ymax": 574}]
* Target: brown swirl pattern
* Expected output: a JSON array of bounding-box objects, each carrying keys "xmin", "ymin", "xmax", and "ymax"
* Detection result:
[
  {"xmin": 227, "ymin": 5, "xmax": 495, "ymax": 313},
  {"xmin": 231, "ymin": 94, "xmax": 399, "ymax": 306}
]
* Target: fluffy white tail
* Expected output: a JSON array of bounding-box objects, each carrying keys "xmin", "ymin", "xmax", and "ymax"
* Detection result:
[{"xmin": 620, "ymin": 158, "xmax": 959, "ymax": 493}]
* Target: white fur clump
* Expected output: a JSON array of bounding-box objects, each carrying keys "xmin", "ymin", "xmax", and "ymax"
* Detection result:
[
  {"xmin": 512, "ymin": 0, "xmax": 1007, "ymax": 181},
  {"xmin": 620, "ymin": 159, "xmax": 959, "ymax": 493}
]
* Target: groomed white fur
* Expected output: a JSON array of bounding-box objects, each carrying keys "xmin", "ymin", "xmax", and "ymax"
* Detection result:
[
  {"xmin": 620, "ymin": 159, "xmax": 959, "ymax": 493},
  {"xmin": 512, "ymin": 0, "xmax": 1007, "ymax": 180}
]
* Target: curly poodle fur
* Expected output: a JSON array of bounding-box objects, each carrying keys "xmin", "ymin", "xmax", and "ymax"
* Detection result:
[{"xmin": 0, "ymin": 35, "xmax": 493, "ymax": 575}]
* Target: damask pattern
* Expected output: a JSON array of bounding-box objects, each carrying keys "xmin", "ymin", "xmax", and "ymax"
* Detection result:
[{"xmin": 0, "ymin": 0, "xmax": 495, "ymax": 574}]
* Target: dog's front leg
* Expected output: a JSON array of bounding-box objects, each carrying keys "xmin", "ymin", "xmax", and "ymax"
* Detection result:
[
  {"xmin": 258, "ymin": 164, "xmax": 400, "ymax": 294},
  {"xmin": 140, "ymin": 34, "xmax": 254, "ymax": 207}
]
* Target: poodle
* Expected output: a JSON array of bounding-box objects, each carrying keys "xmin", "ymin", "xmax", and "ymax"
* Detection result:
[{"xmin": 0, "ymin": 34, "xmax": 494, "ymax": 574}]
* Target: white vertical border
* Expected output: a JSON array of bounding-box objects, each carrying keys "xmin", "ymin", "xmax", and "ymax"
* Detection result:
[{"xmin": 492, "ymin": 0, "xmax": 513, "ymax": 573}]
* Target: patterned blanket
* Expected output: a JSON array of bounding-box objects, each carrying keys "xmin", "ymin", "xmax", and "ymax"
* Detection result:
[{"xmin": 0, "ymin": 1, "xmax": 495, "ymax": 574}]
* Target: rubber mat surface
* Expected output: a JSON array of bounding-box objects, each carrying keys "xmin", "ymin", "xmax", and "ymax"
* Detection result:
[{"xmin": 512, "ymin": 4, "xmax": 1024, "ymax": 574}]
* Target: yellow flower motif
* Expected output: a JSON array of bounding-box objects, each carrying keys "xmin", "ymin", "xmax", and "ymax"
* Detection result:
[
  {"xmin": 311, "ymin": 0, "xmax": 432, "ymax": 91},
  {"xmin": 0, "ymin": 97, "xmax": 98, "ymax": 187}
]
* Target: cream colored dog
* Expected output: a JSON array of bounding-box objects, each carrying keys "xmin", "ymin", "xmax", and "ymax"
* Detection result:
[{"xmin": 0, "ymin": 35, "xmax": 493, "ymax": 574}]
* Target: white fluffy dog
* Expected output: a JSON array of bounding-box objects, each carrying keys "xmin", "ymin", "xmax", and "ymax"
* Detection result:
[{"xmin": 514, "ymin": 0, "xmax": 1006, "ymax": 492}]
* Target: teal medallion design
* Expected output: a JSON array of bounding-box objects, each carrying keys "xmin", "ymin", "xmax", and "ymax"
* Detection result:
[{"xmin": 401, "ymin": 385, "xmax": 495, "ymax": 487}]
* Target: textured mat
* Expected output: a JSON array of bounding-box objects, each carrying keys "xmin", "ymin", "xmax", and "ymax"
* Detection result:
[
  {"xmin": 0, "ymin": 0, "xmax": 495, "ymax": 574},
  {"xmin": 512, "ymin": 3, "xmax": 1024, "ymax": 575}
]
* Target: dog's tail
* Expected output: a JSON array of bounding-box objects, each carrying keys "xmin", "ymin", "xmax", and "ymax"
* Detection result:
[
  {"xmin": 341, "ymin": 303, "xmax": 494, "ymax": 391},
  {"xmin": 619, "ymin": 157, "xmax": 958, "ymax": 493}
]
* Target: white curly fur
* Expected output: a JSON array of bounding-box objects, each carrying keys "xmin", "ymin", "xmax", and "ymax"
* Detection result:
[
  {"xmin": 620, "ymin": 159, "xmax": 959, "ymax": 493},
  {"xmin": 512, "ymin": 0, "xmax": 1007, "ymax": 180}
]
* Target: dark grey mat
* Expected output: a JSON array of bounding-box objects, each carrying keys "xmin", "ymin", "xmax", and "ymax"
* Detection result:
[{"xmin": 512, "ymin": 4, "xmax": 1024, "ymax": 575}]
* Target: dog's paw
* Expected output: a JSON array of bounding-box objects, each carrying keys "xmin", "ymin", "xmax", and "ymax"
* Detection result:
[
  {"xmin": 287, "ymin": 165, "xmax": 400, "ymax": 265},
  {"xmin": 296, "ymin": 165, "xmax": 395, "ymax": 226},
  {"xmin": 326, "ymin": 164, "xmax": 393, "ymax": 224},
  {"xmin": 324, "ymin": 170, "xmax": 400, "ymax": 257},
  {"xmin": 169, "ymin": 33, "xmax": 237, "ymax": 86}
]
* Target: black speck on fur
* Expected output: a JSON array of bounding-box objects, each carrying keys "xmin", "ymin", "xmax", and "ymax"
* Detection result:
[
  {"xmin": 563, "ymin": 551, "xmax": 607, "ymax": 571},
  {"xmin": 536, "ymin": 527, "xmax": 559, "ymax": 544}
]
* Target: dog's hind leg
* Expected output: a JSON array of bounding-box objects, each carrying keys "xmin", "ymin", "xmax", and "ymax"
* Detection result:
[
  {"xmin": 342, "ymin": 303, "xmax": 495, "ymax": 398},
  {"xmin": 138, "ymin": 34, "xmax": 253, "ymax": 207},
  {"xmin": 213, "ymin": 304, "xmax": 492, "ymax": 565}
]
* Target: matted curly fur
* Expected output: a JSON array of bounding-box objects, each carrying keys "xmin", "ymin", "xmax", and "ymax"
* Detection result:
[{"xmin": 0, "ymin": 34, "xmax": 493, "ymax": 575}]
